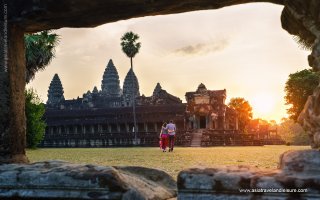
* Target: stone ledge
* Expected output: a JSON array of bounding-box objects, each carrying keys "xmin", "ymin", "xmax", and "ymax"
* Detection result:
[
  {"xmin": 1, "ymin": 150, "xmax": 319, "ymax": 199},
  {"xmin": 177, "ymin": 150, "xmax": 320, "ymax": 200},
  {"xmin": 0, "ymin": 160, "xmax": 176, "ymax": 200}
]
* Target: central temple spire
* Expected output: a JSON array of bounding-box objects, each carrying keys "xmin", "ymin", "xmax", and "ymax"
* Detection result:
[
  {"xmin": 101, "ymin": 59, "xmax": 121, "ymax": 97},
  {"xmin": 47, "ymin": 74, "xmax": 65, "ymax": 106}
]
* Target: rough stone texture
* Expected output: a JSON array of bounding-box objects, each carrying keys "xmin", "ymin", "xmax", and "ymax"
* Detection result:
[
  {"xmin": 177, "ymin": 150, "xmax": 320, "ymax": 200},
  {"xmin": 298, "ymin": 86, "xmax": 320, "ymax": 149},
  {"xmin": 3, "ymin": 24, "xmax": 28, "ymax": 164},
  {"xmin": 7, "ymin": 0, "xmax": 284, "ymax": 33},
  {"xmin": 0, "ymin": 160, "xmax": 177, "ymax": 200},
  {"xmin": 279, "ymin": 149, "xmax": 320, "ymax": 174},
  {"xmin": 281, "ymin": 0, "xmax": 320, "ymax": 149},
  {"xmin": 281, "ymin": 0, "xmax": 320, "ymax": 51}
]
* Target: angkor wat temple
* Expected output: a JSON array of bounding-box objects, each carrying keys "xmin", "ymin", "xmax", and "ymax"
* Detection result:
[{"xmin": 42, "ymin": 59, "xmax": 280, "ymax": 147}]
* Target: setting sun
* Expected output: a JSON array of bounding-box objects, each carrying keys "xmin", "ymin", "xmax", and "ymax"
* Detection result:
[{"xmin": 251, "ymin": 93, "xmax": 276, "ymax": 117}]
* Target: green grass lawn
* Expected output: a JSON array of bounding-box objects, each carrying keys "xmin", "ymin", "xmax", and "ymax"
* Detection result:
[{"xmin": 27, "ymin": 145, "xmax": 309, "ymax": 179}]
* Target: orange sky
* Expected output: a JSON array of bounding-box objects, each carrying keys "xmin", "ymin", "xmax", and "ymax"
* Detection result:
[{"xmin": 28, "ymin": 3, "xmax": 310, "ymax": 123}]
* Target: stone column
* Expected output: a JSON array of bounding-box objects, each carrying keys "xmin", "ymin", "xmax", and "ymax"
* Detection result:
[
  {"xmin": 144, "ymin": 123, "xmax": 148, "ymax": 132},
  {"xmin": 217, "ymin": 116, "xmax": 223, "ymax": 130},
  {"xmin": 207, "ymin": 116, "xmax": 211, "ymax": 129},
  {"xmin": 125, "ymin": 123, "xmax": 129, "ymax": 133},
  {"xmin": 108, "ymin": 124, "xmax": 111, "ymax": 133},
  {"xmin": 117, "ymin": 124, "xmax": 120, "ymax": 133},
  {"xmin": 194, "ymin": 115, "xmax": 198, "ymax": 129},
  {"xmin": 154, "ymin": 123, "xmax": 158, "ymax": 132},
  {"xmin": 98, "ymin": 124, "xmax": 102, "ymax": 133},
  {"xmin": 206, "ymin": 115, "xmax": 209, "ymax": 129},
  {"xmin": 89, "ymin": 125, "xmax": 92, "ymax": 134},
  {"xmin": 0, "ymin": 9, "xmax": 28, "ymax": 163}
]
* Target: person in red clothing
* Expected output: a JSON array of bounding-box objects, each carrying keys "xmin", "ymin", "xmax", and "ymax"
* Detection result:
[{"xmin": 159, "ymin": 122, "xmax": 168, "ymax": 152}]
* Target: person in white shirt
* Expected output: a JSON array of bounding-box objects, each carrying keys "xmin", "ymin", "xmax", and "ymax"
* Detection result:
[{"xmin": 166, "ymin": 120, "xmax": 176, "ymax": 152}]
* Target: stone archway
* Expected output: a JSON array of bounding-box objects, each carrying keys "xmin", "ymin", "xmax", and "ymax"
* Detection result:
[{"xmin": 0, "ymin": 0, "xmax": 319, "ymax": 163}]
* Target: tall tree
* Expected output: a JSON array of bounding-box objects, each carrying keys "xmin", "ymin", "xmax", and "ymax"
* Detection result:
[
  {"xmin": 228, "ymin": 98, "xmax": 253, "ymax": 133},
  {"xmin": 25, "ymin": 31, "xmax": 59, "ymax": 83},
  {"xmin": 24, "ymin": 31, "xmax": 59, "ymax": 149},
  {"xmin": 25, "ymin": 89, "xmax": 46, "ymax": 148},
  {"xmin": 284, "ymin": 69, "xmax": 320, "ymax": 121},
  {"xmin": 120, "ymin": 32, "xmax": 141, "ymax": 143},
  {"xmin": 277, "ymin": 118, "xmax": 309, "ymax": 145}
]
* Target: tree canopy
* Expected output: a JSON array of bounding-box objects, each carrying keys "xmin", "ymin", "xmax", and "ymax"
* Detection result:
[
  {"xmin": 25, "ymin": 31, "xmax": 59, "ymax": 83},
  {"xmin": 25, "ymin": 89, "xmax": 46, "ymax": 148},
  {"xmin": 277, "ymin": 118, "xmax": 309, "ymax": 145},
  {"xmin": 284, "ymin": 69, "xmax": 320, "ymax": 121},
  {"xmin": 120, "ymin": 31, "xmax": 141, "ymax": 60},
  {"xmin": 228, "ymin": 97, "xmax": 253, "ymax": 133}
]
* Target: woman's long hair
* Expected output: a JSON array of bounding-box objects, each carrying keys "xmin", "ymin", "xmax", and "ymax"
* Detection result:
[{"xmin": 162, "ymin": 122, "xmax": 167, "ymax": 128}]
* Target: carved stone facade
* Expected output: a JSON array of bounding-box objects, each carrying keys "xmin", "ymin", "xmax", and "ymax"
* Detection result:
[
  {"xmin": 185, "ymin": 83, "xmax": 238, "ymax": 130},
  {"xmin": 43, "ymin": 59, "xmax": 186, "ymax": 147},
  {"xmin": 43, "ymin": 60, "xmax": 239, "ymax": 147}
]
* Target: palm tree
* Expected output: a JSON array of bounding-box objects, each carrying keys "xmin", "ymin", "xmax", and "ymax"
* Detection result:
[
  {"xmin": 120, "ymin": 31, "xmax": 141, "ymax": 144},
  {"xmin": 25, "ymin": 31, "xmax": 59, "ymax": 83}
]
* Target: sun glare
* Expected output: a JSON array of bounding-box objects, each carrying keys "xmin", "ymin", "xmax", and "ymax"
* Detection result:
[{"xmin": 251, "ymin": 93, "xmax": 275, "ymax": 116}]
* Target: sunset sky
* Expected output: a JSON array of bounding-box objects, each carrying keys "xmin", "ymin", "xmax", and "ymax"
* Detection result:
[{"xmin": 28, "ymin": 3, "xmax": 310, "ymax": 122}]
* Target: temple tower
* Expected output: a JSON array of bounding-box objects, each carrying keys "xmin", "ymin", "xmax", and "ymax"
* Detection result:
[
  {"xmin": 123, "ymin": 68, "xmax": 140, "ymax": 106},
  {"xmin": 47, "ymin": 74, "xmax": 65, "ymax": 105},
  {"xmin": 92, "ymin": 86, "xmax": 99, "ymax": 98},
  {"xmin": 152, "ymin": 83, "xmax": 162, "ymax": 97},
  {"xmin": 101, "ymin": 59, "xmax": 121, "ymax": 97}
]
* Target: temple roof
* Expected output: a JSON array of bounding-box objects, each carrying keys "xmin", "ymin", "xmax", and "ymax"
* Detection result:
[
  {"xmin": 151, "ymin": 83, "xmax": 181, "ymax": 104},
  {"xmin": 196, "ymin": 83, "xmax": 207, "ymax": 93},
  {"xmin": 185, "ymin": 83, "xmax": 226, "ymax": 99}
]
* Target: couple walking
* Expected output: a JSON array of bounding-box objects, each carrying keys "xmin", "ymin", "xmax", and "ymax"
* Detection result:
[{"xmin": 159, "ymin": 120, "xmax": 176, "ymax": 152}]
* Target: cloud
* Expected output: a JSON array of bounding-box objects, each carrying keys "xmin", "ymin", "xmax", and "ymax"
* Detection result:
[{"xmin": 174, "ymin": 38, "xmax": 229, "ymax": 56}]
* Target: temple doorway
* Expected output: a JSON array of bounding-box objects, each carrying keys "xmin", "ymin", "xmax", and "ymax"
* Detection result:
[{"xmin": 199, "ymin": 116, "xmax": 206, "ymax": 129}]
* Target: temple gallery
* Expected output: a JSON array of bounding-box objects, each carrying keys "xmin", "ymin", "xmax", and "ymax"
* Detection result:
[{"xmin": 43, "ymin": 59, "xmax": 282, "ymax": 147}]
